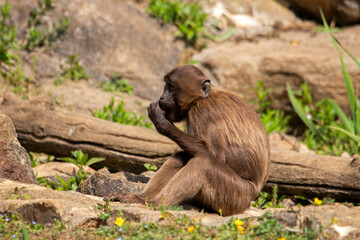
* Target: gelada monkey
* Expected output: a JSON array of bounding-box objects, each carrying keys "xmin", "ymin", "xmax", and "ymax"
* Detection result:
[{"xmin": 106, "ymin": 65, "xmax": 270, "ymax": 216}]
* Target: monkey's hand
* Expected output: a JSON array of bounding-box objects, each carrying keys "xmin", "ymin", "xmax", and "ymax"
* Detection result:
[
  {"xmin": 104, "ymin": 192, "xmax": 145, "ymax": 204},
  {"xmin": 147, "ymin": 101, "xmax": 171, "ymax": 134}
]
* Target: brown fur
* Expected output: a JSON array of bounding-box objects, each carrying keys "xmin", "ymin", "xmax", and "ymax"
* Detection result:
[{"xmin": 106, "ymin": 65, "xmax": 270, "ymax": 216}]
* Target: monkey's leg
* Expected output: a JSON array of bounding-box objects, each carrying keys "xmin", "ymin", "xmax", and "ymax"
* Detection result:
[
  {"xmin": 156, "ymin": 155, "xmax": 257, "ymax": 216},
  {"xmin": 196, "ymin": 162, "xmax": 258, "ymax": 216},
  {"xmin": 154, "ymin": 155, "xmax": 208, "ymax": 206},
  {"xmin": 104, "ymin": 152, "xmax": 189, "ymax": 203},
  {"xmin": 137, "ymin": 151, "xmax": 190, "ymax": 201}
]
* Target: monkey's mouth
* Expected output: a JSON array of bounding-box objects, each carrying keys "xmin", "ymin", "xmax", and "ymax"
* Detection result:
[{"xmin": 158, "ymin": 100, "xmax": 170, "ymax": 112}]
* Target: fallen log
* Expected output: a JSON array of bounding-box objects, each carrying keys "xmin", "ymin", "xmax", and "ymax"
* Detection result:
[
  {"xmin": 1, "ymin": 97, "xmax": 360, "ymax": 201},
  {"xmin": 0, "ymin": 96, "xmax": 179, "ymax": 173},
  {"xmin": 266, "ymin": 150, "xmax": 360, "ymax": 202}
]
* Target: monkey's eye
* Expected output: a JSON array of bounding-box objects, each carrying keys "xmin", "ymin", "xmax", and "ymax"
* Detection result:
[{"xmin": 168, "ymin": 84, "xmax": 177, "ymax": 92}]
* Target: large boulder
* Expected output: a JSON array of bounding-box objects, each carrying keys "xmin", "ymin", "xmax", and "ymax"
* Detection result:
[
  {"xmin": 194, "ymin": 26, "xmax": 360, "ymax": 112},
  {"xmin": 3, "ymin": 0, "xmax": 184, "ymax": 100},
  {"xmin": 0, "ymin": 114, "xmax": 36, "ymax": 184}
]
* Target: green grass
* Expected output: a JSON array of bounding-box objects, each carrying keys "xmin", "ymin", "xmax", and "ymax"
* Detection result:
[
  {"xmin": 94, "ymin": 97, "xmax": 152, "ymax": 128},
  {"xmin": 23, "ymin": 0, "xmax": 70, "ymax": 51},
  {"xmin": 147, "ymin": 0, "xmax": 233, "ymax": 48},
  {"xmin": 286, "ymin": 9, "xmax": 360, "ymax": 156},
  {"xmin": 54, "ymin": 55, "xmax": 90, "ymax": 85},
  {"xmin": 99, "ymin": 73, "xmax": 133, "ymax": 95},
  {"xmin": 0, "ymin": 1, "xmax": 69, "ymax": 97},
  {"xmin": 0, "ymin": 211, "xmax": 332, "ymax": 239},
  {"xmin": 251, "ymin": 80, "xmax": 290, "ymax": 134},
  {"xmin": 287, "ymin": 78, "xmax": 358, "ymax": 156},
  {"xmin": 147, "ymin": 0, "xmax": 207, "ymax": 47},
  {"xmin": 37, "ymin": 150, "xmax": 104, "ymax": 191}
]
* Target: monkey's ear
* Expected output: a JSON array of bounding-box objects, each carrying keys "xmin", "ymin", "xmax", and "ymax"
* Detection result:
[{"xmin": 201, "ymin": 79, "xmax": 211, "ymax": 98}]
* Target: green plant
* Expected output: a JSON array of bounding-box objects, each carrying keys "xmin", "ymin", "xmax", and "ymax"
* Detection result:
[
  {"xmin": 21, "ymin": 218, "xmax": 30, "ymax": 240},
  {"xmin": 288, "ymin": 83, "xmax": 358, "ymax": 155},
  {"xmin": 261, "ymin": 109, "xmax": 290, "ymax": 134},
  {"xmin": 94, "ymin": 97, "xmax": 152, "ymax": 128},
  {"xmin": 252, "ymin": 81, "xmax": 272, "ymax": 112},
  {"xmin": 0, "ymin": 211, "xmax": 335, "ymax": 239},
  {"xmin": 249, "ymin": 211, "xmax": 306, "ymax": 239},
  {"xmin": 37, "ymin": 174, "xmax": 78, "ymax": 191},
  {"xmin": 253, "ymin": 185, "xmax": 285, "ymax": 209},
  {"xmin": 251, "ymin": 80, "xmax": 290, "ymax": 133},
  {"xmin": 6, "ymin": 187, "xmax": 31, "ymax": 200},
  {"xmin": 321, "ymin": 10, "xmax": 360, "ymax": 150},
  {"xmin": 58, "ymin": 150, "xmax": 104, "ymax": 186},
  {"xmin": 0, "ymin": 4, "xmax": 33, "ymax": 96},
  {"xmin": 54, "ymin": 55, "xmax": 90, "ymax": 85},
  {"xmin": 158, "ymin": 204, "xmax": 183, "ymax": 212},
  {"xmin": 28, "ymin": 152, "xmax": 37, "ymax": 168},
  {"xmin": 29, "ymin": 152, "xmax": 53, "ymax": 168},
  {"xmin": 294, "ymin": 196, "xmax": 335, "ymax": 206},
  {"xmin": 23, "ymin": 0, "xmax": 70, "ymax": 51},
  {"xmin": 148, "ymin": 0, "xmax": 233, "ymax": 48},
  {"xmin": 314, "ymin": 26, "xmax": 341, "ymax": 34},
  {"xmin": 287, "ymin": 11, "xmax": 360, "ymax": 156},
  {"xmin": 144, "ymin": 163, "xmax": 158, "ymax": 171},
  {"xmin": 99, "ymin": 73, "xmax": 133, "ymax": 95},
  {"xmin": 38, "ymin": 150, "xmax": 105, "ymax": 191},
  {"xmin": 0, "ymin": 3, "xmax": 17, "ymax": 64},
  {"xmin": 94, "ymin": 199, "xmax": 112, "ymax": 222},
  {"xmin": 4, "ymin": 55, "xmax": 34, "ymax": 95},
  {"xmin": 58, "ymin": 150, "xmax": 105, "ymax": 168},
  {"xmin": 148, "ymin": 0, "xmax": 207, "ymax": 47}
]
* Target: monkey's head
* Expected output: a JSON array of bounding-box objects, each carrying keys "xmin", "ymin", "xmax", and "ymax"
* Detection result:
[{"xmin": 159, "ymin": 65, "xmax": 211, "ymax": 122}]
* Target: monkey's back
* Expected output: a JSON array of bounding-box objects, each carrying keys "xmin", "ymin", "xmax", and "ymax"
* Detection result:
[{"xmin": 187, "ymin": 89, "xmax": 270, "ymax": 190}]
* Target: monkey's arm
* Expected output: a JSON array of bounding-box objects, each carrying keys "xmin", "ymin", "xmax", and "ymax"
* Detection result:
[{"xmin": 148, "ymin": 102, "xmax": 205, "ymax": 156}]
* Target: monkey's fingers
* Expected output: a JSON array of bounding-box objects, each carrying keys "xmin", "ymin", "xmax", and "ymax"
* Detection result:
[
  {"xmin": 147, "ymin": 102, "xmax": 157, "ymax": 115},
  {"xmin": 103, "ymin": 191, "xmax": 127, "ymax": 202}
]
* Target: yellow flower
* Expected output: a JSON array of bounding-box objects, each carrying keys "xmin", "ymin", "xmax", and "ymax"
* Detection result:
[
  {"xmin": 115, "ymin": 217, "xmax": 125, "ymax": 226},
  {"xmin": 278, "ymin": 238, "xmax": 286, "ymax": 240},
  {"xmin": 332, "ymin": 218, "xmax": 338, "ymax": 224},
  {"xmin": 234, "ymin": 219, "xmax": 244, "ymax": 227},
  {"xmin": 237, "ymin": 225, "xmax": 244, "ymax": 234},
  {"xmin": 290, "ymin": 40, "xmax": 298, "ymax": 46},
  {"xmin": 234, "ymin": 219, "xmax": 245, "ymax": 233},
  {"xmin": 314, "ymin": 197, "xmax": 322, "ymax": 206},
  {"xmin": 187, "ymin": 226, "xmax": 195, "ymax": 233}
]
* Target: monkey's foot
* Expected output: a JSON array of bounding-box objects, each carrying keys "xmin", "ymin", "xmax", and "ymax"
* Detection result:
[{"xmin": 103, "ymin": 192, "xmax": 145, "ymax": 204}]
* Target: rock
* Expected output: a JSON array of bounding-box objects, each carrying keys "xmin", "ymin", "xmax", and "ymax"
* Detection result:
[
  {"xmin": 4, "ymin": 0, "xmax": 184, "ymax": 100},
  {"xmin": 0, "ymin": 178, "xmax": 102, "ymax": 226},
  {"xmin": 33, "ymin": 161, "xmax": 95, "ymax": 183},
  {"xmin": 277, "ymin": 204, "xmax": 360, "ymax": 238},
  {"xmin": 54, "ymin": 0, "xmax": 185, "ymax": 99},
  {"xmin": 201, "ymin": 0, "xmax": 299, "ymax": 28},
  {"xmin": 194, "ymin": 26, "xmax": 360, "ymax": 112},
  {"xmin": 1, "ymin": 178, "xmax": 359, "ymax": 238},
  {"xmin": 281, "ymin": 0, "xmax": 360, "ymax": 26},
  {"xmin": 140, "ymin": 170, "xmax": 157, "ymax": 179},
  {"xmin": 0, "ymin": 114, "xmax": 36, "ymax": 184},
  {"xmin": 77, "ymin": 168, "xmax": 148, "ymax": 197},
  {"xmin": 0, "ymin": 178, "xmax": 263, "ymax": 228},
  {"xmin": 269, "ymin": 132, "xmax": 315, "ymax": 154}
]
